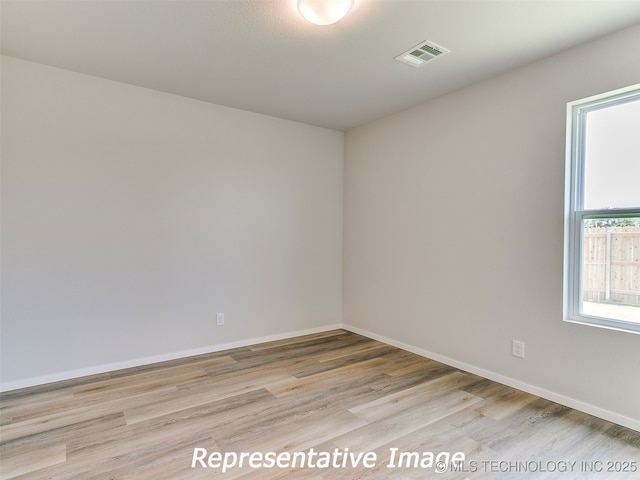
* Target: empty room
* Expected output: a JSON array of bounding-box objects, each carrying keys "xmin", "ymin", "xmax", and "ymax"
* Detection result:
[{"xmin": 1, "ymin": 1, "xmax": 639, "ymax": 479}]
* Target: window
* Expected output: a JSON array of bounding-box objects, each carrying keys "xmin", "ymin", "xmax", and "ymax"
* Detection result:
[{"xmin": 564, "ymin": 84, "xmax": 640, "ymax": 334}]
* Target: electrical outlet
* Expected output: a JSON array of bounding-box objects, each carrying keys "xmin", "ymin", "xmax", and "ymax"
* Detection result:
[
  {"xmin": 216, "ymin": 313, "xmax": 224, "ymax": 326},
  {"xmin": 512, "ymin": 340, "xmax": 525, "ymax": 359}
]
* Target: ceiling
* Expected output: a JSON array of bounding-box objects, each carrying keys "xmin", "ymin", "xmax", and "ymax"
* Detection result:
[{"xmin": 2, "ymin": 1, "xmax": 640, "ymax": 131}]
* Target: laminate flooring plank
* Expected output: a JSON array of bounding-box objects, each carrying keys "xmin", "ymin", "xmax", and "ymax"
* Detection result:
[
  {"xmin": 0, "ymin": 442, "xmax": 66, "ymax": 480},
  {"xmin": 266, "ymin": 357, "xmax": 390, "ymax": 398},
  {"xmin": 375, "ymin": 350, "xmax": 446, "ymax": 377},
  {"xmin": 107, "ymin": 348, "xmax": 249, "ymax": 380},
  {"xmin": 541, "ymin": 411, "xmax": 640, "ymax": 465},
  {"xmin": 289, "ymin": 345, "xmax": 400, "ymax": 379},
  {"xmin": 334, "ymin": 389, "xmax": 483, "ymax": 453},
  {"xmin": 605, "ymin": 423, "xmax": 640, "ymax": 448},
  {"xmin": 470, "ymin": 385, "xmax": 539, "ymax": 421},
  {"xmin": 209, "ymin": 372, "xmax": 393, "ymax": 452},
  {"xmin": 72, "ymin": 356, "xmax": 236, "ymax": 395},
  {"xmin": 237, "ymin": 469, "xmax": 326, "ymax": 480},
  {"xmin": 218, "ymin": 408, "xmax": 368, "ymax": 454},
  {"xmin": 11, "ymin": 370, "xmax": 210, "ymax": 424},
  {"xmin": 121, "ymin": 438, "xmax": 226, "ymax": 480},
  {"xmin": 303, "ymin": 409, "xmax": 495, "ymax": 480},
  {"xmin": 228, "ymin": 333, "xmax": 373, "ymax": 365},
  {"xmin": 0, "ymin": 386, "xmax": 177, "ymax": 443},
  {"xmin": 124, "ymin": 372, "xmax": 296, "ymax": 425},
  {"xmin": 9, "ymin": 410, "xmax": 216, "ymax": 480},
  {"xmin": 2, "ymin": 330, "xmax": 639, "ymax": 480},
  {"xmin": 0, "ymin": 389, "xmax": 74, "ymax": 419},
  {"xmin": 460, "ymin": 400, "xmax": 631, "ymax": 480},
  {"xmin": 217, "ymin": 334, "xmax": 381, "ymax": 380},
  {"xmin": 197, "ymin": 355, "xmax": 319, "ymax": 380},
  {"xmin": 313, "ymin": 340, "xmax": 387, "ymax": 363},
  {"xmin": 0, "ymin": 374, "xmax": 111, "ymax": 402},
  {"xmin": 67, "ymin": 389, "xmax": 276, "ymax": 459},
  {"xmin": 0, "ymin": 413, "xmax": 13, "ymax": 428},
  {"xmin": 461, "ymin": 397, "xmax": 559, "ymax": 449},
  {"xmin": 0, "ymin": 412, "xmax": 125, "ymax": 454},
  {"xmin": 348, "ymin": 371, "xmax": 482, "ymax": 422},
  {"xmin": 247, "ymin": 330, "xmax": 349, "ymax": 351},
  {"xmin": 0, "ymin": 414, "xmax": 125, "ymax": 480},
  {"xmin": 73, "ymin": 431, "xmax": 215, "ymax": 480},
  {"xmin": 200, "ymin": 354, "xmax": 323, "ymax": 382}
]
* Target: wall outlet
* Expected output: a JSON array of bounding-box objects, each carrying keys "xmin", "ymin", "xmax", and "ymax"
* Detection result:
[
  {"xmin": 512, "ymin": 340, "xmax": 525, "ymax": 359},
  {"xmin": 216, "ymin": 312, "xmax": 224, "ymax": 326}
]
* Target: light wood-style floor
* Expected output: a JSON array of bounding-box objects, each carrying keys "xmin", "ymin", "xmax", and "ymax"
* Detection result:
[{"xmin": 1, "ymin": 330, "xmax": 639, "ymax": 479}]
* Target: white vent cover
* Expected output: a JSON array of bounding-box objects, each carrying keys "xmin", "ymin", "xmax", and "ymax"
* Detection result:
[{"xmin": 395, "ymin": 40, "xmax": 449, "ymax": 68}]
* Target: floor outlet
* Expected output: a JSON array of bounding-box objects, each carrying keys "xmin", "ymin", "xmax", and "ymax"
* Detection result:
[
  {"xmin": 216, "ymin": 313, "xmax": 224, "ymax": 326},
  {"xmin": 512, "ymin": 340, "xmax": 525, "ymax": 359}
]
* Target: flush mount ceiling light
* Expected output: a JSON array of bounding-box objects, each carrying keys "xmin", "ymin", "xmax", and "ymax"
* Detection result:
[{"xmin": 297, "ymin": 0, "xmax": 354, "ymax": 25}]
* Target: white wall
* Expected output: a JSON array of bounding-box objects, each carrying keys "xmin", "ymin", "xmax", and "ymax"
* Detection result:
[
  {"xmin": 1, "ymin": 56, "xmax": 344, "ymax": 388},
  {"xmin": 343, "ymin": 25, "xmax": 640, "ymax": 427}
]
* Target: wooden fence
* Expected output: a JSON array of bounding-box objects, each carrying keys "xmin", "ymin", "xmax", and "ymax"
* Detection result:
[{"xmin": 583, "ymin": 226, "xmax": 640, "ymax": 305}]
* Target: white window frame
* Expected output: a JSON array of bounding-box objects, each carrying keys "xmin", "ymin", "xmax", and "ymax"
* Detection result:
[{"xmin": 564, "ymin": 84, "xmax": 640, "ymax": 334}]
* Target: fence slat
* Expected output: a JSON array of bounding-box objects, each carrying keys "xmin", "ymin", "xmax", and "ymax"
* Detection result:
[{"xmin": 583, "ymin": 227, "xmax": 640, "ymax": 305}]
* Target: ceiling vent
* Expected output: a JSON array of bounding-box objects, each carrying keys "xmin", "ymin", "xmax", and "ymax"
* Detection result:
[{"xmin": 395, "ymin": 40, "xmax": 449, "ymax": 68}]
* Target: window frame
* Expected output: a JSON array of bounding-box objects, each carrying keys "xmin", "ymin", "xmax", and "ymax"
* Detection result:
[{"xmin": 564, "ymin": 84, "xmax": 640, "ymax": 334}]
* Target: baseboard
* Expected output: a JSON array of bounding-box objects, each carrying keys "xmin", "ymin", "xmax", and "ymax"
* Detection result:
[
  {"xmin": 343, "ymin": 323, "xmax": 640, "ymax": 432},
  {"xmin": 0, "ymin": 323, "xmax": 343, "ymax": 392}
]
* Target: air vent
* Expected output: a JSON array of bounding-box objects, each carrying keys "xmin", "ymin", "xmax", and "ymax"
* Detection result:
[{"xmin": 395, "ymin": 40, "xmax": 449, "ymax": 68}]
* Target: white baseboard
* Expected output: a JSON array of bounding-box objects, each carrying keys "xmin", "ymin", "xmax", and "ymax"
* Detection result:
[
  {"xmin": 0, "ymin": 323, "xmax": 343, "ymax": 392},
  {"xmin": 343, "ymin": 323, "xmax": 640, "ymax": 432}
]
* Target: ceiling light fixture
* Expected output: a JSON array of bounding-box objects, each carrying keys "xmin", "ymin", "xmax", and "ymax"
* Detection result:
[{"xmin": 297, "ymin": 0, "xmax": 354, "ymax": 26}]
